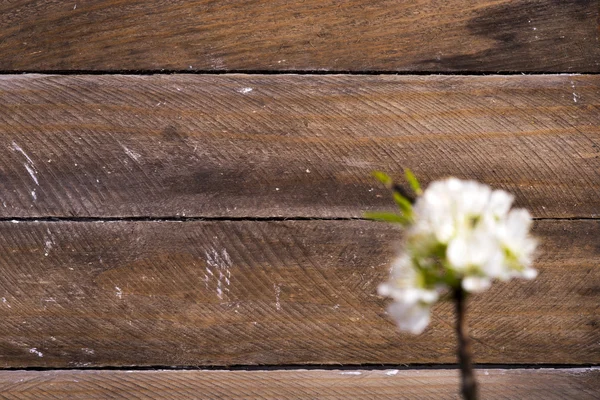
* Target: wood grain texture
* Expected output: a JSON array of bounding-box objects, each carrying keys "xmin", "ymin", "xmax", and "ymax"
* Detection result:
[
  {"xmin": 0, "ymin": 220, "xmax": 597, "ymax": 367},
  {"xmin": 0, "ymin": 0, "xmax": 598, "ymax": 72},
  {"xmin": 1, "ymin": 74, "xmax": 599, "ymax": 219},
  {"xmin": 0, "ymin": 368, "xmax": 598, "ymax": 399}
]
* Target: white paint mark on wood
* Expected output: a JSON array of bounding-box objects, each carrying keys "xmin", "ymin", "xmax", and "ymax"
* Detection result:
[
  {"xmin": 386, "ymin": 370, "xmax": 399, "ymax": 376},
  {"xmin": 11, "ymin": 142, "xmax": 35, "ymax": 166},
  {"xmin": 274, "ymin": 284, "xmax": 281, "ymax": 311},
  {"xmin": 340, "ymin": 371, "xmax": 361, "ymax": 375},
  {"xmin": 2, "ymin": 297, "xmax": 11, "ymax": 308},
  {"xmin": 237, "ymin": 87, "xmax": 253, "ymax": 94},
  {"xmin": 82, "ymin": 348, "xmax": 95, "ymax": 355},
  {"xmin": 211, "ymin": 58, "xmax": 225, "ymax": 69},
  {"xmin": 205, "ymin": 248, "xmax": 233, "ymax": 300},
  {"xmin": 121, "ymin": 144, "xmax": 141, "ymax": 161},
  {"xmin": 24, "ymin": 165, "xmax": 39, "ymax": 186},
  {"xmin": 44, "ymin": 237, "xmax": 53, "ymax": 257},
  {"xmin": 29, "ymin": 348, "xmax": 43, "ymax": 357},
  {"xmin": 206, "ymin": 249, "xmax": 232, "ymax": 271},
  {"xmin": 571, "ymin": 81, "xmax": 580, "ymax": 103},
  {"xmin": 217, "ymin": 270, "xmax": 225, "ymax": 300},
  {"xmin": 115, "ymin": 286, "xmax": 123, "ymax": 299}
]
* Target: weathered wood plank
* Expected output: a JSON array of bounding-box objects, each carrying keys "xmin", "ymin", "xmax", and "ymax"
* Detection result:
[
  {"xmin": 0, "ymin": 368, "xmax": 598, "ymax": 399},
  {"xmin": 0, "ymin": 220, "xmax": 597, "ymax": 367},
  {"xmin": 0, "ymin": 1, "xmax": 598, "ymax": 72},
  {"xmin": 1, "ymin": 74, "xmax": 599, "ymax": 219}
]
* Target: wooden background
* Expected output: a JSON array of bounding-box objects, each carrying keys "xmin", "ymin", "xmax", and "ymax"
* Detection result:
[{"xmin": 0, "ymin": 0, "xmax": 598, "ymax": 398}]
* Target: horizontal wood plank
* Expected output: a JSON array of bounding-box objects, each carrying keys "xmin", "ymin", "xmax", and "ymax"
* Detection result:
[
  {"xmin": 0, "ymin": 1, "xmax": 598, "ymax": 72},
  {"xmin": 0, "ymin": 220, "xmax": 597, "ymax": 367},
  {"xmin": 1, "ymin": 74, "xmax": 599, "ymax": 219},
  {"xmin": 0, "ymin": 368, "xmax": 598, "ymax": 399}
]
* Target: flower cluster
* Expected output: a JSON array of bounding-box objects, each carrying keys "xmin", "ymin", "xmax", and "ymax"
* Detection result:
[{"xmin": 372, "ymin": 173, "xmax": 538, "ymax": 334}]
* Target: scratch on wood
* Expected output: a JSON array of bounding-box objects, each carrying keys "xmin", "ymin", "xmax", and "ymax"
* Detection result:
[
  {"xmin": 120, "ymin": 144, "xmax": 141, "ymax": 161},
  {"xmin": 11, "ymin": 143, "xmax": 39, "ymax": 197}
]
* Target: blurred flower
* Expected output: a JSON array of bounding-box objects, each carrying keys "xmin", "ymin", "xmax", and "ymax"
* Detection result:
[{"xmin": 376, "ymin": 175, "xmax": 538, "ymax": 334}]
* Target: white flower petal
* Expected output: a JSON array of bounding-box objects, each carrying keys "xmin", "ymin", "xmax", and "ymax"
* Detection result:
[
  {"xmin": 447, "ymin": 236, "xmax": 469, "ymax": 269},
  {"xmin": 388, "ymin": 302, "xmax": 431, "ymax": 334},
  {"xmin": 487, "ymin": 190, "xmax": 514, "ymax": 217},
  {"xmin": 481, "ymin": 247, "xmax": 505, "ymax": 278},
  {"xmin": 521, "ymin": 268, "xmax": 538, "ymax": 280},
  {"xmin": 377, "ymin": 283, "xmax": 393, "ymax": 297},
  {"xmin": 462, "ymin": 276, "xmax": 491, "ymax": 293},
  {"xmin": 470, "ymin": 233, "xmax": 499, "ymax": 266},
  {"xmin": 506, "ymin": 209, "xmax": 532, "ymax": 239}
]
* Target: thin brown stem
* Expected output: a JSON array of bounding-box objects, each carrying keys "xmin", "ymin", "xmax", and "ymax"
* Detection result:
[{"xmin": 454, "ymin": 286, "xmax": 478, "ymax": 400}]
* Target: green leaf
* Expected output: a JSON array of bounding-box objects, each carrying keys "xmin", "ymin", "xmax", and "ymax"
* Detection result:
[
  {"xmin": 372, "ymin": 171, "xmax": 392, "ymax": 188},
  {"xmin": 393, "ymin": 192, "xmax": 413, "ymax": 216},
  {"xmin": 404, "ymin": 168, "xmax": 422, "ymax": 195},
  {"xmin": 364, "ymin": 211, "xmax": 409, "ymax": 225}
]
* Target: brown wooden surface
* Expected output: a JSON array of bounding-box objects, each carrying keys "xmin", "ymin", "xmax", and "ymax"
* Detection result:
[
  {"xmin": 0, "ymin": 368, "xmax": 598, "ymax": 399},
  {"xmin": 1, "ymin": 74, "xmax": 599, "ymax": 219},
  {"xmin": 0, "ymin": 219, "xmax": 597, "ymax": 367},
  {"xmin": 1, "ymin": 1, "xmax": 598, "ymax": 72}
]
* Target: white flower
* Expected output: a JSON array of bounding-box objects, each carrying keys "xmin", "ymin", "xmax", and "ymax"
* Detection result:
[{"xmin": 377, "ymin": 176, "xmax": 538, "ymax": 334}]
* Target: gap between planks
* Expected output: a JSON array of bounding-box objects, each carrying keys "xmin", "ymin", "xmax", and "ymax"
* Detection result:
[
  {"xmin": 1, "ymin": 71, "xmax": 599, "ymax": 76},
  {"xmin": 0, "ymin": 216, "xmax": 597, "ymax": 223},
  {"xmin": 0, "ymin": 364, "xmax": 597, "ymax": 372},
  {"xmin": 0, "ymin": 368, "xmax": 597, "ymax": 400}
]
